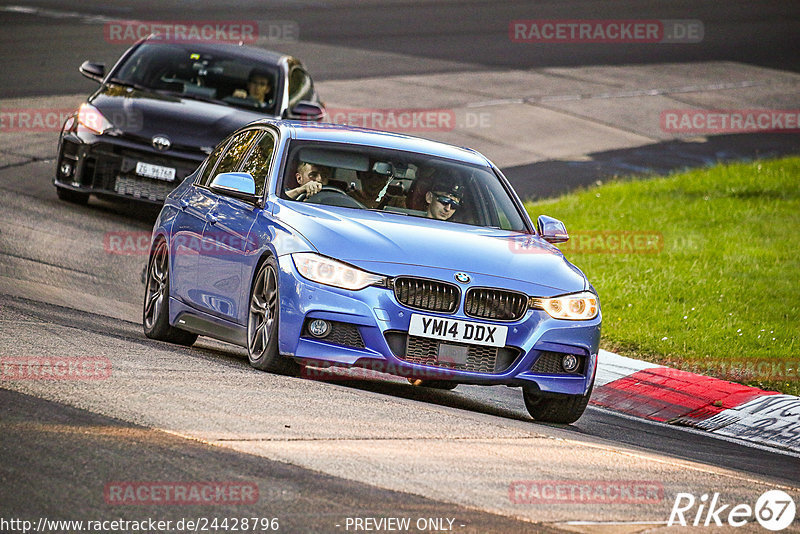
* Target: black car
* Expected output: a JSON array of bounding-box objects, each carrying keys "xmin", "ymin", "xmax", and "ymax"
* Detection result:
[{"xmin": 55, "ymin": 36, "xmax": 325, "ymax": 205}]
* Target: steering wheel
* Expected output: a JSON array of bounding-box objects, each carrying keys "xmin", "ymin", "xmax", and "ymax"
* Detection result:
[{"xmin": 296, "ymin": 185, "xmax": 367, "ymax": 209}]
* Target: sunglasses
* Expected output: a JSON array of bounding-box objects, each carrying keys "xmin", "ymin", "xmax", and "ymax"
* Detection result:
[{"xmin": 434, "ymin": 194, "xmax": 461, "ymax": 209}]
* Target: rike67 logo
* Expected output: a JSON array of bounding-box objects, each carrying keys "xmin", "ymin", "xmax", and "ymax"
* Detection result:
[{"xmin": 668, "ymin": 490, "xmax": 796, "ymax": 531}]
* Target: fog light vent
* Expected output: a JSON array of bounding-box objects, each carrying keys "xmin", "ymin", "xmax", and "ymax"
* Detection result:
[{"xmin": 530, "ymin": 350, "xmax": 584, "ymax": 374}]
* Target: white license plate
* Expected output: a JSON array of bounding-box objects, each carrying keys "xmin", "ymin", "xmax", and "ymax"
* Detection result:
[
  {"xmin": 136, "ymin": 161, "xmax": 176, "ymax": 182},
  {"xmin": 409, "ymin": 314, "xmax": 507, "ymax": 348}
]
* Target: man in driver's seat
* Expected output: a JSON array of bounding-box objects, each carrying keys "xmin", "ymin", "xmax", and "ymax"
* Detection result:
[{"xmin": 286, "ymin": 162, "xmax": 330, "ymax": 200}]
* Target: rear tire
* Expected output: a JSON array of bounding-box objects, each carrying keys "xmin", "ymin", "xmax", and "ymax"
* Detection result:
[
  {"xmin": 522, "ymin": 382, "xmax": 593, "ymax": 424},
  {"xmin": 247, "ymin": 256, "xmax": 299, "ymax": 376},
  {"xmin": 56, "ymin": 186, "xmax": 89, "ymax": 205},
  {"xmin": 143, "ymin": 239, "xmax": 198, "ymax": 346}
]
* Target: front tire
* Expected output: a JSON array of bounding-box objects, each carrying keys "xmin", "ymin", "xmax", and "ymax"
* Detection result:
[
  {"xmin": 522, "ymin": 382, "xmax": 593, "ymax": 424},
  {"xmin": 143, "ymin": 239, "xmax": 197, "ymax": 346},
  {"xmin": 247, "ymin": 256, "xmax": 299, "ymax": 375}
]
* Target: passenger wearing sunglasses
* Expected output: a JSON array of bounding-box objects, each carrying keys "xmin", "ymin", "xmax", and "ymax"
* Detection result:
[{"xmin": 425, "ymin": 177, "xmax": 463, "ymax": 221}]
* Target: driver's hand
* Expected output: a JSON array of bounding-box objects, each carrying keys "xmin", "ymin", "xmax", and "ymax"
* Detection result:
[{"xmin": 303, "ymin": 181, "xmax": 323, "ymax": 196}]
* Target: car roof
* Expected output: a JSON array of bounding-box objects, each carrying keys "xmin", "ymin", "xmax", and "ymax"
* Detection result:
[
  {"xmin": 262, "ymin": 120, "xmax": 491, "ymax": 166},
  {"xmin": 141, "ymin": 36, "xmax": 289, "ymax": 65}
]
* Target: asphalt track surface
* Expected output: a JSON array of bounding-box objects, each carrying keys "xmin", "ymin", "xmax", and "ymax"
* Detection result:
[
  {"xmin": 1, "ymin": 1, "xmax": 799, "ymax": 532},
  {"xmin": 1, "ymin": 388, "xmax": 558, "ymax": 533}
]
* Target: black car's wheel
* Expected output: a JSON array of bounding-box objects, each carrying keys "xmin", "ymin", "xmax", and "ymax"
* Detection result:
[
  {"xmin": 409, "ymin": 379, "xmax": 458, "ymax": 390},
  {"xmin": 143, "ymin": 240, "xmax": 197, "ymax": 346},
  {"xmin": 522, "ymin": 382, "xmax": 593, "ymax": 424},
  {"xmin": 56, "ymin": 186, "xmax": 90, "ymax": 205},
  {"xmin": 247, "ymin": 256, "xmax": 299, "ymax": 375}
]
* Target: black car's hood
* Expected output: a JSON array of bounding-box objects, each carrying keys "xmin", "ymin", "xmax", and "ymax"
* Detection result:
[{"xmin": 89, "ymin": 84, "xmax": 276, "ymax": 150}]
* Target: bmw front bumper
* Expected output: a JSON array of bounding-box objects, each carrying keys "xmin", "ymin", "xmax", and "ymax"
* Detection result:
[{"xmin": 276, "ymin": 256, "xmax": 601, "ymax": 396}]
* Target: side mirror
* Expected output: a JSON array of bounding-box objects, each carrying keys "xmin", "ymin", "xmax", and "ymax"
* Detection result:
[
  {"xmin": 79, "ymin": 61, "xmax": 105, "ymax": 83},
  {"xmin": 287, "ymin": 101, "xmax": 326, "ymax": 121},
  {"xmin": 209, "ymin": 172, "xmax": 259, "ymax": 203},
  {"xmin": 537, "ymin": 215, "xmax": 569, "ymax": 243}
]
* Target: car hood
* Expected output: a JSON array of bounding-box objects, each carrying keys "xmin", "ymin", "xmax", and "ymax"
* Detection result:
[
  {"xmin": 275, "ymin": 202, "xmax": 587, "ymax": 293},
  {"xmin": 89, "ymin": 84, "xmax": 274, "ymax": 149}
]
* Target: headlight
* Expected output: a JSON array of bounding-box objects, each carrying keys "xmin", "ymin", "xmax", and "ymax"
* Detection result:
[
  {"xmin": 77, "ymin": 103, "xmax": 113, "ymax": 135},
  {"xmin": 292, "ymin": 253, "xmax": 385, "ymax": 291},
  {"xmin": 531, "ymin": 291, "xmax": 599, "ymax": 320}
]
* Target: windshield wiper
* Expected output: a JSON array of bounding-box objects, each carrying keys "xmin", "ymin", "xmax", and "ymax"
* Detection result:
[
  {"xmin": 365, "ymin": 208, "xmax": 409, "ymax": 215},
  {"xmin": 106, "ymin": 78, "xmax": 149, "ymax": 91}
]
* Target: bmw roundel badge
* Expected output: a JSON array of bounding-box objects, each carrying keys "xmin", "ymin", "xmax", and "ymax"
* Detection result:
[{"xmin": 454, "ymin": 272, "xmax": 470, "ymax": 284}]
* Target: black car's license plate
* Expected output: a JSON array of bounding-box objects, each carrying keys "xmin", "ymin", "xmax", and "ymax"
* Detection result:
[{"xmin": 136, "ymin": 161, "xmax": 176, "ymax": 182}]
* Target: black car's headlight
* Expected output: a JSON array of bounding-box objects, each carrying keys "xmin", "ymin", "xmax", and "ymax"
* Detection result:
[
  {"xmin": 292, "ymin": 253, "xmax": 385, "ymax": 290},
  {"xmin": 531, "ymin": 291, "xmax": 599, "ymax": 320},
  {"xmin": 77, "ymin": 103, "xmax": 113, "ymax": 135}
]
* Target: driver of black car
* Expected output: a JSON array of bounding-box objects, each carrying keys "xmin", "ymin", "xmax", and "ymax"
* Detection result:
[
  {"xmin": 232, "ymin": 69, "xmax": 273, "ymax": 106},
  {"xmin": 285, "ymin": 161, "xmax": 331, "ymax": 200}
]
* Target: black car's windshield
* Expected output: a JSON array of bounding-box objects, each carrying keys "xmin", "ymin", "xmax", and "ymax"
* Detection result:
[
  {"xmin": 110, "ymin": 43, "xmax": 281, "ymax": 113},
  {"xmin": 282, "ymin": 141, "xmax": 529, "ymax": 232}
]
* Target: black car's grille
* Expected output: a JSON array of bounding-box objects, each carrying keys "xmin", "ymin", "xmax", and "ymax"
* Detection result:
[
  {"xmin": 393, "ymin": 277, "xmax": 460, "ymax": 314},
  {"xmin": 83, "ymin": 143, "xmax": 201, "ymax": 202},
  {"xmin": 465, "ymin": 287, "xmax": 528, "ymax": 321},
  {"xmin": 114, "ymin": 175, "xmax": 177, "ymax": 202}
]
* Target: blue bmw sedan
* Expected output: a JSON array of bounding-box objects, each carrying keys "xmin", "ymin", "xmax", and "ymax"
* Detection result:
[{"xmin": 144, "ymin": 120, "xmax": 601, "ymax": 423}]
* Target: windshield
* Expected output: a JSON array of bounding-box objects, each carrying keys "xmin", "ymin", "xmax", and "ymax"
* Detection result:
[
  {"xmin": 281, "ymin": 141, "xmax": 529, "ymax": 232},
  {"xmin": 110, "ymin": 43, "xmax": 281, "ymax": 113}
]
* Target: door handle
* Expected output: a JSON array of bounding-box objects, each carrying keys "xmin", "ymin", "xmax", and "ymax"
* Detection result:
[
  {"xmin": 206, "ymin": 212, "xmax": 218, "ymax": 225},
  {"xmin": 179, "ymin": 198, "xmax": 189, "ymax": 210}
]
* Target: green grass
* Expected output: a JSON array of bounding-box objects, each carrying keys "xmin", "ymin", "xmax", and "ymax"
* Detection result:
[{"xmin": 525, "ymin": 157, "xmax": 800, "ymax": 395}]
